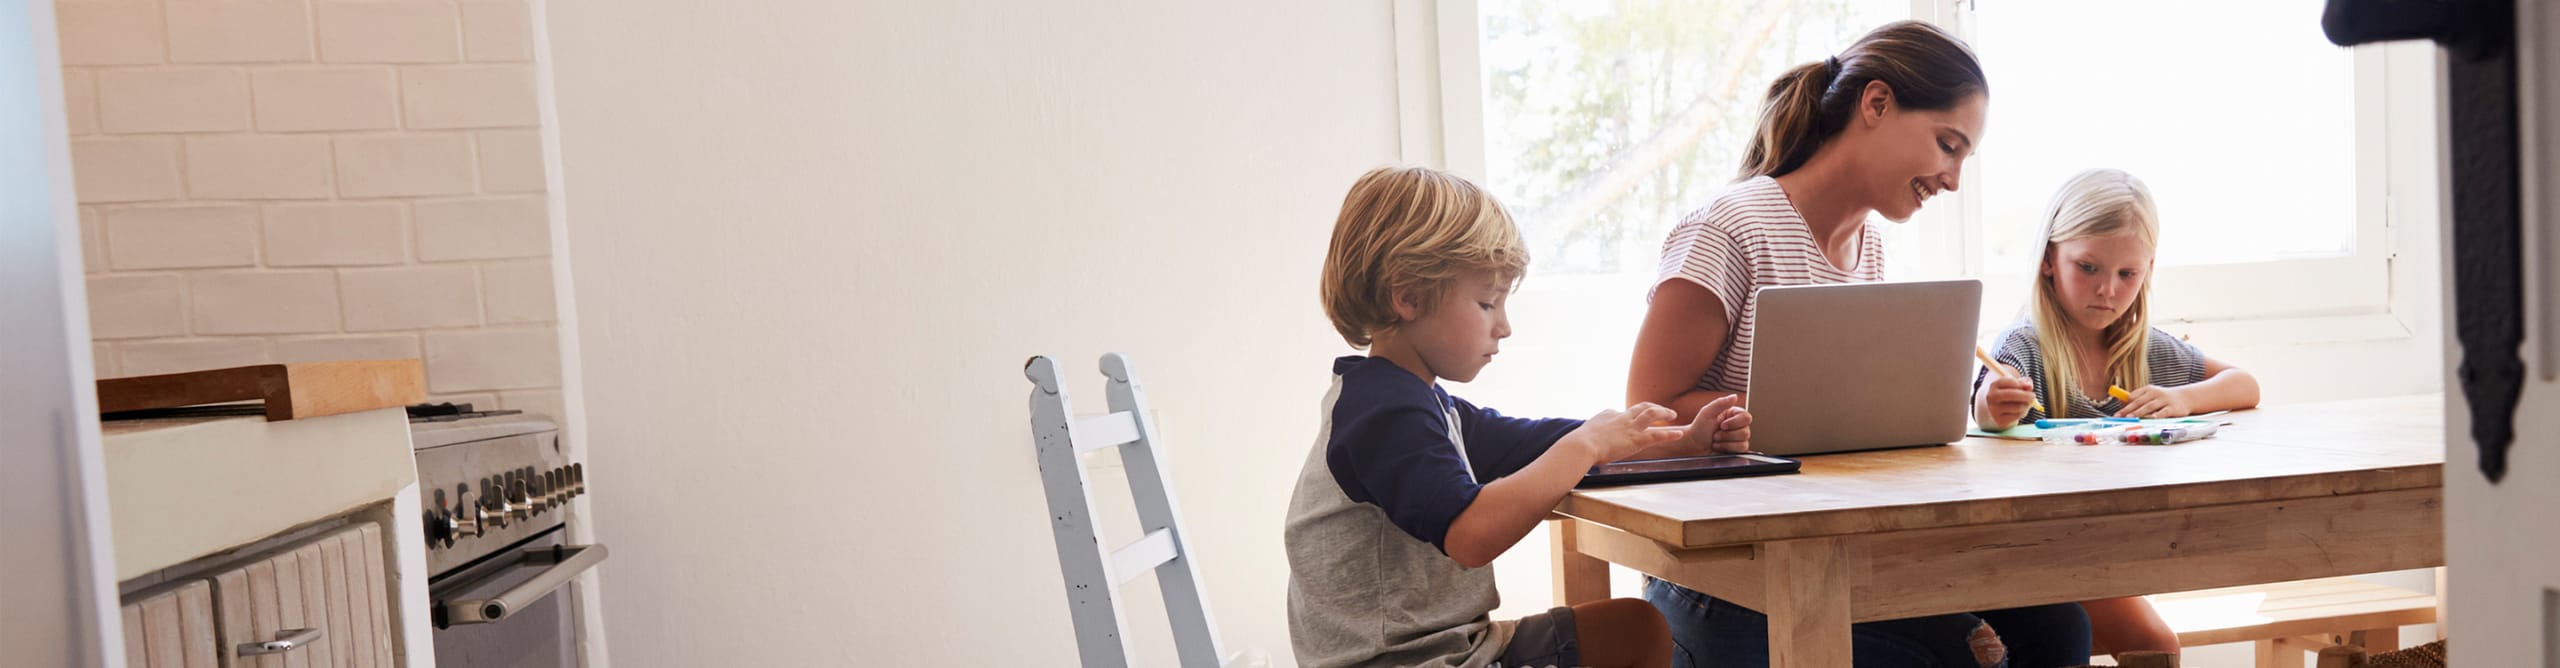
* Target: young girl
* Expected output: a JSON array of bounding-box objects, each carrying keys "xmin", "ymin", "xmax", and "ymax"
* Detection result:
[{"xmin": 1972, "ymin": 167, "xmax": 2263, "ymax": 657}]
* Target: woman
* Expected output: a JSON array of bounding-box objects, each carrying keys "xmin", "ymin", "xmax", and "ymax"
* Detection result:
[{"xmin": 1624, "ymin": 21, "xmax": 2093, "ymax": 668}]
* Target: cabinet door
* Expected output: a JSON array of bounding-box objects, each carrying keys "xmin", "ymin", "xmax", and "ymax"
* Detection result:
[
  {"xmin": 215, "ymin": 522, "xmax": 393, "ymax": 668},
  {"xmin": 120, "ymin": 580, "xmax": 218, "ymax": 668}
]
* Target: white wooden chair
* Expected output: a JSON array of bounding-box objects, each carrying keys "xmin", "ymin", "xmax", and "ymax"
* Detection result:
[{"xmin": 1026, "ymin": 354, "xmax": 1263, "ymax": 668}]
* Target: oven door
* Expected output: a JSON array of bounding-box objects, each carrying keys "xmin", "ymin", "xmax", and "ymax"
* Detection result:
[{"xmin": 430, "ymin": 528, "xmax": 609, "ymax": 668}]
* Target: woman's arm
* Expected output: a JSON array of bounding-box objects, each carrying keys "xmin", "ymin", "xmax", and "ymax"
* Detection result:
[{"xmin": 1628, "ymin": 280, "xmax": 1743, "ymax": 422}]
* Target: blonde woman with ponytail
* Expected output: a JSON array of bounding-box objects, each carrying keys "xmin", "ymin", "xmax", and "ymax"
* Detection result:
[
  {"xmin": 1971, "ymin": 169, "xmax": 2261, "ymax": 660},
  {"xmin": 1627, "ymin": 20, "xmax": 2097, "ymax": 668}
]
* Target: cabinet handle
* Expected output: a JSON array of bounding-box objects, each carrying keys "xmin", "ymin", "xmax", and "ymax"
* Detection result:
[{"xmin": 237, "ymin": 627, "xmax": 322, "ymax": 656}]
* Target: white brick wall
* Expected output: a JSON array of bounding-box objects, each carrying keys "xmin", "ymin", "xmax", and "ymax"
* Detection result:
[
  {"xmin": 57, "ymin": 0, "xmax": 564, "ymax": 415},
  {"xmin": 166, "ymin": 2, "xmax": 311, "ymax": 64},
  {"xmin": 315, "ymin": 1, "xmax": 461, "ymax": 64},
  {"xmin": 402, "ymin": 65, "xmax": 536, "ymax": 129},
  {"xmin": 98, "ymin": 68, "xmax": 248, "ymax": 133},
  {"xmin": 252, "ymin": 68, "xmax": 400, "ymax": 132},
  {"xmin": 334, "ymin": 134, "xmax": 476, "ymax": 197},
  {"xmin": 186, "ymin": 135, "xmax": 336, "ymax": 199},
  {"xmin": 71, "ymin": 137, "xmax": 181, "ymax": 203},
  {"xmin": 104, "ymin": 205, "xmax": 258, "ymax": 270}
]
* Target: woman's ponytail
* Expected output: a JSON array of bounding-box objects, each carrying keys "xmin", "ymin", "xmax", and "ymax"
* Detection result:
[
  {"xmin": 1734, "ymin": 21, "xmax": 1987, "ymax": 181},
  {"xmin": 1738, "ymin": 58, "xmax": 1843, "ymax": 180}
]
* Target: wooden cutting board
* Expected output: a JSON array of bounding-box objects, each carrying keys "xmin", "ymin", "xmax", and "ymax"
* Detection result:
[{"xmin": 97, "ymin": 359, "xmax": 427, "ymax": 421}]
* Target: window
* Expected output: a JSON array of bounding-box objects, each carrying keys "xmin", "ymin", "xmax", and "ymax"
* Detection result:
[
  {"xmin": 1409, "ymin": 0, "xmax": 2442, "ymax": 618},
  {"xmin": 1418, "ymin": 1, "xmax": 2433, "ymax": 421},
  {"xmin": 1453, "ymin": 0, "xmax": 1904, "ymax": 417},
  {"xmin": 1960, "ymin": 0, "xmax": 2405, "ymax": 328}
]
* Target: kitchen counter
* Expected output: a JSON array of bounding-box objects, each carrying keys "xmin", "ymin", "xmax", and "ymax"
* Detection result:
[{"xmin": 102, "ymin": 406, "xmax": 417, "ymax": 580}]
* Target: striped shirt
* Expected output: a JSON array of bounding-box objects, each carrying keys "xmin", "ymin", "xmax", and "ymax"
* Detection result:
[
  {"xmin": 1972, "ymin": 320, "xmax": 2210, "ymax": 421},
  {"xmin": 1654, "ymin": 176, "xmax": 1886, "ymax": 393}
]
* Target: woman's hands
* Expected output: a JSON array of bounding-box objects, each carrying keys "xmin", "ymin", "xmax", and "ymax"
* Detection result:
[{"xmin": 1687, "ymin": 394, "xmax": 1753, "ymax": 454}]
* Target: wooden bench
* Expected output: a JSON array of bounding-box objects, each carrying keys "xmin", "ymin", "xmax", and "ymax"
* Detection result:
[{"xmin": 2150, "ymin": 576, "xmax": 2437, "ymax": 668}]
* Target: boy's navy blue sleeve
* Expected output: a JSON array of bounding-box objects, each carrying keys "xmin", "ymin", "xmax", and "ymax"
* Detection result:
[
  {"xmin": 1451, "ymin": 396, "xmax": 1582, "ymax": 481},
  {"xmin": 1326, "ymin": 395, "xmax": 1482, "ymax": 554}
]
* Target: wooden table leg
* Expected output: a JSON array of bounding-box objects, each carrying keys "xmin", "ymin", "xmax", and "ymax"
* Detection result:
[
  {"xmin": 1550, "ymin": 519, "xmax": 1610, "ymax": 606},
  {"xmin": 2433, "ymin": 566, "xmax": 2448, "ymax": 641},
  {"xmin": 1763, "ymin": 537, "xmax": 1852, "ymax": 668}
]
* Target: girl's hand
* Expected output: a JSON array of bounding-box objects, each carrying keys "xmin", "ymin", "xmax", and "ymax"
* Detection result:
[
  {"xmin": 2114, "ymin": 385, "xmax": 2195, "ymax": 418},
  {"xmin": 1974, "ymin": 364, "xmax": 2037, "ymax": 427},
  {"xmin": 1690, "ymin": 394, "xmax": 1752, "ymax": 454},
  {"xmin": 1569, "ymin": 403, "xmax": 1689, "ymax": 463}
]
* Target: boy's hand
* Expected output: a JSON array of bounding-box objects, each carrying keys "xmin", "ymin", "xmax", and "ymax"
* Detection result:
[
  {"xmin": 1568, "ymin": 403, "xmax": 1689, "ymax": 464},
  {"xmin": 1688, "ymin": 394, "xmax": 1752, "ymax": 454},
  {"xmin": 2115, "ymin": 385, "xmax": 2195, "ymax": 418},
  {"xmin": 1975, "ymin": 364, "xmax": 2036, "ymax": 428}
]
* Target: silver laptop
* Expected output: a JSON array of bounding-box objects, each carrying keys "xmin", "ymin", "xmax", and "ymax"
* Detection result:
[{"xmin": 1743, "ymin": 278, "xmax": 1982, "ymax": 456}]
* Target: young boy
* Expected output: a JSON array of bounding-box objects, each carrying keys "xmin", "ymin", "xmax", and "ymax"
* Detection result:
[{"xmin": 1285, "ymin": 166, "xmax": 1753, "ymax": 668}]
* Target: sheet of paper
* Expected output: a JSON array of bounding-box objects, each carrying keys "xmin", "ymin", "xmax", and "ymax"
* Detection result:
[{"xmin": 1967, "ymin": 411, "xmax": 2230, "ymax": 441}]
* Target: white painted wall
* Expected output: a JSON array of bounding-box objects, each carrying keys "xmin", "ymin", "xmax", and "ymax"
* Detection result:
[{"xmin": 544, "ymin": 2, "xmax": 1399, "ymax": 664}]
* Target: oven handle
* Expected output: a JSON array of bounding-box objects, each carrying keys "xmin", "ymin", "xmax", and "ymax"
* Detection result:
[{"xmin": 441, "ymin": 543, "xmax": 609, "ymax": 626}]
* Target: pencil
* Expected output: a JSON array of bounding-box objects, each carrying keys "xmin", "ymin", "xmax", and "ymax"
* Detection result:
[{"xmin": 1974, "ymin": 346, "xmax": 2047, "ymax": 414}]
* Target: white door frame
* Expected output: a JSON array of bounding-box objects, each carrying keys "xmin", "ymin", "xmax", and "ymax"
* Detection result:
[
  {"xmin": 1, "ymin": 0, "xmax": 124, "ymax": 665},
  {"xmin": 2444, "ymin": 1, "xmax": 2560, "ymax": 662}
]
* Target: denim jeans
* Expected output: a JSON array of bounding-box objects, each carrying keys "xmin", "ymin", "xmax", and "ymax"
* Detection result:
[{"xmin": 1645, "ymin": 578, "xmax": 2092, "ymax": 668}]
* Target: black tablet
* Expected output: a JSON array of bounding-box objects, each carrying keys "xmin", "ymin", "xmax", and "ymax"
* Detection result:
[{"xmin": 1578, "ymin": 453, "xmax": 1800, "ymax": 488}]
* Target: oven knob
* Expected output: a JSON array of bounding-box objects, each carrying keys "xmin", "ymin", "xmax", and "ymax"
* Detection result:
[
  {"xmin": 426, "ymin": 510, "xmax": 451, "ymax": 547},
  {"xmin": 547, "ymin": 468, "xmax": 569, "ymax": 507},
  {"xmin": 570, "ymin": 463, "xmax": 585, "ymax": 495},
  {"xmin": 506, "ymin": 477, "xmax": 532, "ymax": 521},
  {"xmin": 478, "ymin": 481, "xmax": 513, "ymax": 530},
  {"xmin": 452, "ymin": 491, "xmax": 485, "ymax": 538},
  {"xmin": 524, "ymin": 472, "xmax": 546, "ymax": 516}
]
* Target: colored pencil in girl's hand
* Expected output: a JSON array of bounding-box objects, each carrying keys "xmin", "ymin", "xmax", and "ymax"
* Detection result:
[{"xmin": 1974, "ymin": 345, "xmax": 2046, "ymax": 414}]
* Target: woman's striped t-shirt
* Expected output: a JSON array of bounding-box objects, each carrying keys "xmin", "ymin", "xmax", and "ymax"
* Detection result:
[{"xmin": 1653, "ymin": 175, "xmax": 1886, "ymax": 394}]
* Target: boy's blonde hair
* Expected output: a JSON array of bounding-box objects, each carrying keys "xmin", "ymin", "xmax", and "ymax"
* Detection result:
[
  {"xmin": 2029, "ymin": 168, "xmax": 2160, "ymax": 410},
  {"xmin": 1320, "ymin": 166, "xmax": 1529, "ymax": 349}
]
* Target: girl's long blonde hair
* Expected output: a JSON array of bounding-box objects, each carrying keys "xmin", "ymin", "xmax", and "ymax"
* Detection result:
[{"xmin": 2029, "ymin": 168, "xmax": 2159, "ymax": 414}]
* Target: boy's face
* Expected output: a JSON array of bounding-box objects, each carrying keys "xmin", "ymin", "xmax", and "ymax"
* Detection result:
[
  {"xmin": 2043, "ymin": 233, "xmax": 2153, "ymax": 334},
  {"xmin": 1392, "ymin": 270, "xmax": 1513, "ymax": 384}
]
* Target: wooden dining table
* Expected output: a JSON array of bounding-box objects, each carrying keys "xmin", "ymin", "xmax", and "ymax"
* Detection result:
[{"xmin": 1548, "ymin": 395, "xmax": 2446, "ymax": 666}]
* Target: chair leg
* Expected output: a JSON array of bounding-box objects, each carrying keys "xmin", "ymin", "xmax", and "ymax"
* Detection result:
[{"xmin": 2258, "ymin": 636, "xmax": 2308, "ymax": 668}]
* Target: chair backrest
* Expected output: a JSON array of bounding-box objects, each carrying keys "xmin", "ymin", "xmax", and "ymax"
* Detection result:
[{"xmin": 1025, "ymin": 353, "xmax": 1224, "ymax": 667}]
